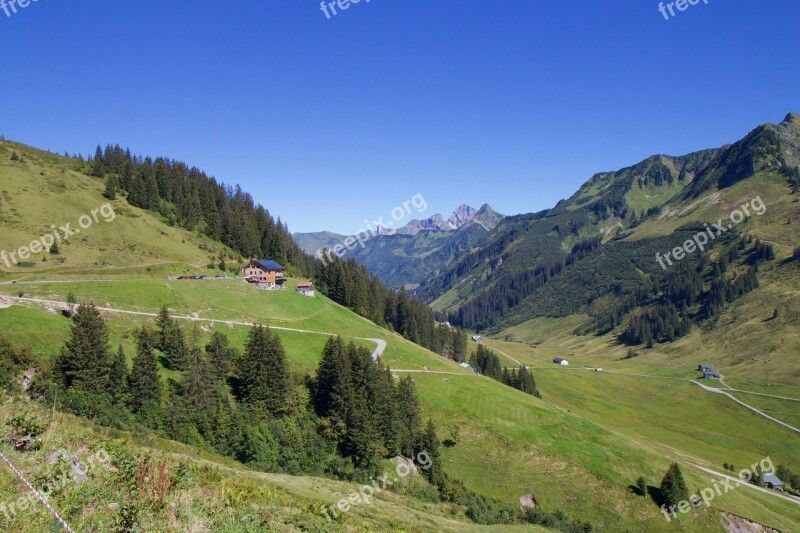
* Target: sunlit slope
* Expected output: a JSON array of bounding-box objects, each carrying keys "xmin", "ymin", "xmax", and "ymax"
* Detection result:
[{"xmin": 0, "ymin": 139, "xmax": 233, "ymax": 274}]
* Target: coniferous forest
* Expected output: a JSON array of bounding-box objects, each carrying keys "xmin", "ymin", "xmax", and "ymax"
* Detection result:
[{"xmin": 1, "ymin": 305, "xmax": 586, "ymax": 531}]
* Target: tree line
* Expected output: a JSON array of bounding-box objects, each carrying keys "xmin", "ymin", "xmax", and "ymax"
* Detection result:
[
  {"xmin": 315, "ymin": 255, "xmax": 468, "ymax": 358},
  {"xmin": 85, "ymin": 145, "xmax": 462, "ymax": 361},
  {"xmin": 470, "ymin": 345, "xmax": 540, "ymax": 397},
  {"xmin": 0, "ymin": 307, "xmax": 588, "ymax": 531}
]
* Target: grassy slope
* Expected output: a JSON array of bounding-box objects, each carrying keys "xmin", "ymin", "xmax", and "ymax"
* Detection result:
[{"xmin": 0, "ymin": 140, "xmax": 798, "ymax": 531}]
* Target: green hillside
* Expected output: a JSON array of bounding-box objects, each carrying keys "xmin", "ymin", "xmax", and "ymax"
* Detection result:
[{"xmin": 1, "ymin": 137, "xmax": 799, "ymax": 532}]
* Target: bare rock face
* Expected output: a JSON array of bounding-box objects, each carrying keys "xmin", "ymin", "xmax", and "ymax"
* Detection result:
[
  {"xmin": 519, "ymin": 494, "xmax": 537, "ymax": 509},
  {"xmin": 720, "ymin": 512, "xmax": 780, "ymax": 533},
  {"xmin": 447, "ymin": 204, "xmax": 479, "ymax": 230},
  {"xmin": 46, "ymin": 449, "xmax": 89, "ymax": 483}
]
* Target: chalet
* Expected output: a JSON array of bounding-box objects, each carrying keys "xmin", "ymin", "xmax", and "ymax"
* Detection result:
[
  {"xmin": 243, "ymin": 259, "xmax": 286, "ymax": 289},
  {"xmin": 471, "ymin": 335, "xmax": 483, "ymax": 343},
  {"xmin": 702, "ymin": 371, "xmax": 721, "ymax": 379},
  {"xmin": 698, "ymin": 363, "xmax": 714, "ymax": 371},
  {"xmin": 553, "ymin": 358, "xmax": 569, "ymax": 366},
  {"xmin": 763, "ymin": 473, "xmax": 785, "ymax": 491},
  {"xmin": 297, "ymin": 281, "xmax": 315, "ymax": 297}
]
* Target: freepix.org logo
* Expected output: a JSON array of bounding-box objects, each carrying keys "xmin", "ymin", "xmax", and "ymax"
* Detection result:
[
  {"xmin": 1, "ymin": 0, "xmax": 41, "ymax": 19},
  {"xmin": 658, "ymin": 0, "xmax": 710, "ymax": 21}
]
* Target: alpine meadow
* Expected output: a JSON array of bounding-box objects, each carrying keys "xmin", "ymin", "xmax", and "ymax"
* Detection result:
[{"xmin": 1, "ymin": 2, "xmax": 799, "ymax": 532}]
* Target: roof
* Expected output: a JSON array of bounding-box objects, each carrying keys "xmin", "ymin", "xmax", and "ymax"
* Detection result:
[
  {"xmin": 297, "ymin": 282, "xmax": 314, "ymax": 288},
  {"xmin": 553, "ymin": 358, "xmax": 567, "ymax": 363},
  {"xmin": 763, "ymin": 473, "xmax": 783, "ymax": 486},
  {"xmin": 252, "ymin": 259, "xmax": 284, "ymax": 271},
  {"xmin": 703, "ymin": 371, "xmax": 721, "ymax": 378},
  {"xmin": 700, "ymin": 363, "xmax": 713, "ymax": 369}
]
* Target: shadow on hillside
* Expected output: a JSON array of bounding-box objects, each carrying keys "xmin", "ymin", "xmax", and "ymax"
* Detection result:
[{"xmin": 647, "ymin": 485, "xmax": 666, "ymax": 507}]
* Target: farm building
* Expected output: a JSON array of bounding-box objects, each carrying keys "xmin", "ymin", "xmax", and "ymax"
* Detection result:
[
  {"xmin": 699, "ymin": 363, "xmax": 714, "ymax": 371},
  {"xmin": 296, "ymin": 281, "xmax": 315, "ymax": 297},
  {"xmin": 702, "ymin": 371, "xmax": 721, "ymax": 379},
  {"xmin": 553, "ymin": 358, "xmax": 569, "ymax": 366},
  {"xmin": 763, "ymin": 473, "xmax": 784, "ymax": 490},
  {"xmin": 471, "ymin": 335, "xmax": 483, "ymax": 343},
  {"xmin": 243, "ymin": 259, "xmax": 286, "ymax": 289}
]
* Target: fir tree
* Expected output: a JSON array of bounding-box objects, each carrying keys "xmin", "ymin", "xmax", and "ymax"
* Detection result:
[
  {"xmin": 103, "ymin": 175, "xmax": 117, "ymax": 200},
  {"xmin": 420, "ymin": 419, "xmax": 445, "ymax": 488},
  {"xmin": 636, "ymin": 476, "xmax": 647, "ymax": 496},
  {"xmin": 181, "ymin": 328, "xmax": 213, "ymax": 431},
  {"xmin": 660, "ymin": 463, "xmax": 689, "ymax": 507},
  {"xmin": 156, "ymin": 306, "xmax": 187, "ymax": 370},
  {"xmin": 205, "ymin": 331, "xmax": 231, "ymax": 384},
  {"xmin": 50, "ymin": 241, "xmax": 60, "ymax": 255},
  {"xmin": 396, "ymin": 376, "xmax": 423, "ymax": 458},
  {"xmin": 238, "ymin": 325, "xmax": 290, "ymax": 418},
  {"xmin": 129, "ymin": 326, "xmax": 162, "ymax": 415},
  {"xmin": 56, "ymin": 303, "xmax": 110, "ymax": 395},
  {"xmin": 108, "ymin": 345, "xmax": 129, "ymax": 405}
]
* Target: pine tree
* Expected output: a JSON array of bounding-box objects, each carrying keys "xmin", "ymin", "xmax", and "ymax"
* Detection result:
[
  {"xmin": 660, "ymin": 463, "xmax": 689, "ymax": 507},
  {"xmin": 56, "ymin": 303, "xmax": 110, "ymax": 395},
  {"xmin": 205, "ymin": 331, "xmax": 231, "ymax": 383},
  {"xmin": 50, "ymin": 241, "xmax": 60, "ymax": 255},
  {"xmin": 396, "ymin": 376, "xmax": 423, "ymax": 458},
  {"xmin": 636, "ymin": 476, "xmax": 647, "ymax": 496},
  {"xmin": 108, "ymin": 345, "xmax": 129, "ymax": 405},
  {"xmin": 129, "ymin": 327, "xmax": 162, "ymax": 414},
  {"xmin": 420, "ymin": 419, "xmax": 445, "ymax": 488},
  {"xmin": 312, "ymin": 336, "xmax": 352, "ymax": 443},
  {"xmin": 103, "ymin": 175, "xmax": 117, "ymax": 200},
  {"xmin": 181, "ymin": 328, "xmax": 213, "ymax": 431},
  {"xmin": 156, "ymin": 306, "xmax": 187, "ymax": 370},
  {"xmin": 238, "ymin": 325, "xmax": 289, "ymax": 418},
  {"xmin": 90, "ymin": 145, "xmax": 104, "ymax": 176}
]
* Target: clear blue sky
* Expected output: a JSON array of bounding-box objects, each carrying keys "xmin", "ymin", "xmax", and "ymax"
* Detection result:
[{"xmin": 1, "ymin": 0, "xmax": 798, "ymax": 233}]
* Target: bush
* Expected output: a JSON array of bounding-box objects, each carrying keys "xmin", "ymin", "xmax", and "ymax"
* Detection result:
[{"xmin": 5, "ymin": 411, "xmax": 46, "ymax": 451}]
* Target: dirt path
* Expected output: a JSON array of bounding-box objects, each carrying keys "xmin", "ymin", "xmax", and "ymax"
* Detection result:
[
  {"xmin": 12, "ymin": 296, "xmax": 388, "ymax": 361},
  {"xmin": 689, "ymin": 463, "xmax": 800, "ymax": 506},
  {"xmin": 690, "ymin": 380, "xmax": 800, "ymax": 434}
]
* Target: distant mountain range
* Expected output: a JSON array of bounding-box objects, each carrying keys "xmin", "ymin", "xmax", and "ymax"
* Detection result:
[
  {"xmin": 293, "ymin": 204, "xmax": 503, "ymax": 287},
  {"xmin": 420, "ymin": 113, "xmax": 800, "ymax": 337}
]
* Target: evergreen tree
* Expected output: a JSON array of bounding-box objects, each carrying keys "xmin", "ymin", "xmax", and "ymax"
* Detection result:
[
  {"xmin": 396, "ymin": 376, "xmax": 423, "ymax": 457},
  {"xmin": 238, "ymin": 325, "xmax": 290, "ymax": 418},
  {"xmin": 56, "ymin": 303, "xmax": 110, "ymax": 395},
  {"xmin": 660, "ymin": 463, "xmax": 689, "ymax": 507},
  {"xmin": 312, "ymin": 336, "xmax": 352, "ymax": 442},
  {"xmin": 50, "ymin": 241, "xmax": 60, "ymax": 255},
  {"xmin": 103, "ymin": 175, "xmax": 117, "ymax": 200},
  {"xmin": 129, "ymin": 326, "xmax": 162, "ymax": 415},
  {"xmin": 636, "ymin": 476, "xmax": 647, "ymax": 496},
  {"xmin": 156, "ymin": 306, "xmax": 187, "ymax": 370},
  {"xmin": 90, "ymin": 145, "xmax": 104, "ymax": 176},
  {"xmin": 182, "ymin": 328, "xmax": 214, "ymax": 432},
  {"xmin": 420, "ymin": 419, "xmax": 445, "ymax": 487},
  {"xmin": 108, "ymin": 345, "xmax": 129, "ymax": 405},
  {"xmin": 205, "ymin": 331, "xmax": 231, "ymax": 384}
]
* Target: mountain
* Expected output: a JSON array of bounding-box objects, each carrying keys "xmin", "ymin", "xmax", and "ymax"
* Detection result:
[
  {"xmin": 292, "ymin": 230, "xmax": 349, "ymax": 257},
  {"xmin": 294, "ymin": 204, "xmax": 503, "ymax": 287},
  {"xmin": 421, "ymin": 113, "xmax": 800, "ymax": 357},
  {"xmin": 1, "ymin": 135, "xmax": 799, "ymax": 532}
]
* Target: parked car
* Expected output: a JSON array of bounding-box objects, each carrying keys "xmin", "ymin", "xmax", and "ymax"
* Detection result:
[{"xmin": 215, "ymin": 275, "xmax": 226, "ymax": 279}]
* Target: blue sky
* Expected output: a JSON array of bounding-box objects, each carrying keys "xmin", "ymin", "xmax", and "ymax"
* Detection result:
[{"xmin": 1, "ymin": 0, "xmax": 798, "ymax": 233}]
